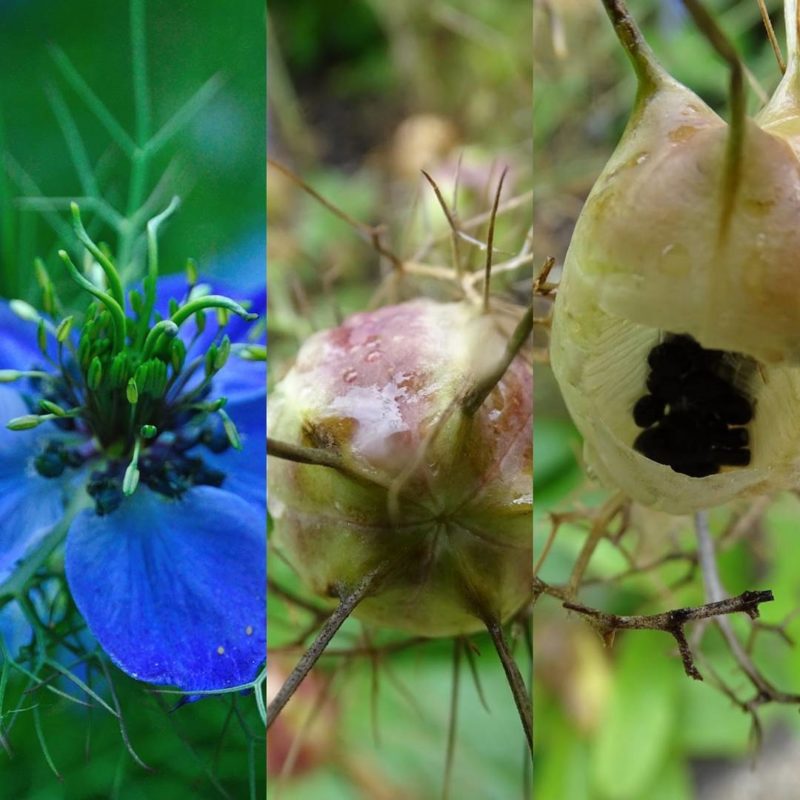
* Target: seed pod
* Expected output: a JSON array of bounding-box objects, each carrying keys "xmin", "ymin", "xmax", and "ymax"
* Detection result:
[
  {"xmin": 268, "ymin": 299, "xmax": 532, "ymax": 636},
  {"xmin": 550, "ymin": 0, "xmax": 800, "ymax": 512}
]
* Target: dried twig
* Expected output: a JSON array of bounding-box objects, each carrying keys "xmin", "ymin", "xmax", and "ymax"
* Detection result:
[{"xmin": 563, "ymin": 589, "xmax": 774, "ymax": 680}]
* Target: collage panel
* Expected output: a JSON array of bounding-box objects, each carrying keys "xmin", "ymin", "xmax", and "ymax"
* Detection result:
[
  {"xmin": 266, "ymin": 1, "xmax": 533, "ymax": 797},
  {"xmin": 534, "ymin": 1, "xmax": 800, "ymax": 798},
  {"xmin": 0, "ymin": 1, "xmax": 266, "ymax": 796}
]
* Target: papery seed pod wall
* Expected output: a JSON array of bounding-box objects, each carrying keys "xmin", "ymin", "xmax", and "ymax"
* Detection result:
[{"xmin": 550, "ymin": 0, "xmax": 800, "ymax": 513}]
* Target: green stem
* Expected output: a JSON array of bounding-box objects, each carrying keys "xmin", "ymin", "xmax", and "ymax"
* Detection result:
[
  {"xmin": 484, "ymin": 618, "xmax": 533, "ymax": 751},
  {"xmin": 462, "ymin": 305, "xmax": 532, "ymax": 416},
  {"xmin": 783, "ymin": 0, "xmax": 800, "ymax": 91},
  {"xmin": 266, "ymin": 567, "xmax": 385, "ymax": 730},
  {"xmin": 482, "ymin": 168, "xmax": 508, "ymax": 313},
  {"xmin": 599, "ymin": 0, "xmax": 667, "ymax": 94},
  {"xmin": 49, "ymin": 45, "xmax": 136, "ymax": 157},
  {"xmin": 0, "ymin": 113, "xmax": 17, "ymax": 300},
  {"xmin": 130, "ymin": 0, "xmax": 152, "ymax": 147},
  {"xmin": 267, "ymin": 436, "xmax": 391, "ymax": 491}
]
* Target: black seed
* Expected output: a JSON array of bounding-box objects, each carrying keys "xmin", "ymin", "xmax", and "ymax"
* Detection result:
[
  {"xmin": 700, "ymin": 349, "xmax": 725, "ymax": 369},
  {"xmin": 633, "ymin": 425, "xmax": 673, "ymax": 465},
  {"xmin": 637, "ymin": 334, "xmax": 755, "ymax": 474},
  {"xmin": 688, "ymin": 410, "xmax": 728, "ymax": 438},
  {"xmin": 712, "ymin": 447, "xmax": 751, "ymax": 467},
  {"xmin": 647, "ymin": 335, "xmax": 702, "ymax": 376},
  {"xmin": 670, "ymin": 460, "xmax": 719, "ymax": 478},
  {"xmin": 633, "ymin": 394, "xmax": 665, "ymax": 427},
  {"xmin": 716, "ymin": 394, "xmax": 753, "ymax": 425},
  {"xmin": 646, "ymin": 371, "xmax": 681, "ymax": 402},
  {"xmin": 658, "ymin": 412, "xmax": 713, "ymax": 453},
  {"xmin": 682, "ymin": 371, "xmax": 734, "ymax": 404},
  {"xmin": 715, "ymin": 427, "xmax": 749, "ymax": 448}
]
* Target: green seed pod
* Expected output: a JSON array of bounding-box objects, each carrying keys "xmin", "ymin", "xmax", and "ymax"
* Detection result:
[
  {"xmin": 550, "ymin": 0, "xmax": 800, "ymax": 513},
  {"xmin": 268, "ymin": 299, "xmax": 532, "ymax": 636}
]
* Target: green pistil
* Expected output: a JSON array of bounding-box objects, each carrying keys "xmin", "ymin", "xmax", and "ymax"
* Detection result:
[
  {"xmin": 170, "ymin": 295, "xmax": 257, "ymax": 327},
  {"xmin": 142, "ymin": 319, "xmax": 179, "ymax": 359},
  {"xmin": 126, "ymin": 196, "xmax": 182, "ymax": 351},
  {"xmin": 71, "ymin": 203, "xmax": 125, "ymax": 310},
  {"xmin": 58, "ymin": 249, "xmax": 126, "ymax": 353}
]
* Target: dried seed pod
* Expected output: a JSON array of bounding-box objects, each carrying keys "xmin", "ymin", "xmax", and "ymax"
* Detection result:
[
  {"xmin": 550, "ymin": 0, "xmax": 800, "ymax": 512},
  {"xmin": 268, "ymin": 299, "xmax": 532, "ymax": 636}
]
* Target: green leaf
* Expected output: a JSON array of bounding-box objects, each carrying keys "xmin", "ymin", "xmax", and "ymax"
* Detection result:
[{"xmin": 591, "ymin": 631, "xmax": 681, "ymax": 799}]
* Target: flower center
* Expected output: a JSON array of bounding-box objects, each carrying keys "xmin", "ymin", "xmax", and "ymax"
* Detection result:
[{"xmin": 5, "ymin": 201, "xmax": 262, "ymax": 515}]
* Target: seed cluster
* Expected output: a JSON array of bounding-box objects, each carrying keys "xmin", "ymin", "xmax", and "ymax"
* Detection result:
[{"xmin": 632, "ymin": 334, "xmax": 753, "ymax": 478}]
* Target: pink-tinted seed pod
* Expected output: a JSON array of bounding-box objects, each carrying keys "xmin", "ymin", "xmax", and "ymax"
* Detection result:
[{"xmin": 268, "ymin": 299, "xmax": 532, "ymax": 637}]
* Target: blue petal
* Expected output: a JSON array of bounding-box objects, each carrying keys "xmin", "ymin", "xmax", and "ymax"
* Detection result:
[
  {"xmin": 203, "ymin": 393, "xmax": 265, "ymax": 510},
  {"xmin": 0, "ymin": 387, "xmax": 67, "ymax": 583},
  {"xmin": 153, "ymin": 275, "xmax": 265, "ymax": 405},
  {"xmin": 212, "ymin": 352, "xmax": 266, "ymax": 405},
  {"xmin": 65, "ymin": 485, "xmax": 265, "ymax": 690},
  {"xmin": 0, "ymin": 301, "xmax": 51, "ymax": 371}
]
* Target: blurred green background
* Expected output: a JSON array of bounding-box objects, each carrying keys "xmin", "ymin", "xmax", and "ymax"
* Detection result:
[
  {"xmin": 0, "ymin": 1, "xmax": 265, "ymax": 797},
  {"xmin": 0, "ymin": 0, "xmax": 265, "ymax": 299},
  {"xmin": 534, "ymin": 1, "xmax": 800, "ymax": 798},
  {"xmin": 267, "ymin": 1, "xmax": 532, "ymax": 797}
]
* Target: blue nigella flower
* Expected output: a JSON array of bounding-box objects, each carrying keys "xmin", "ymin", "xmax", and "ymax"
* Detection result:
[{"xmin": 0, "ymin": 205, "xmax": 265, "ymax": 692}]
